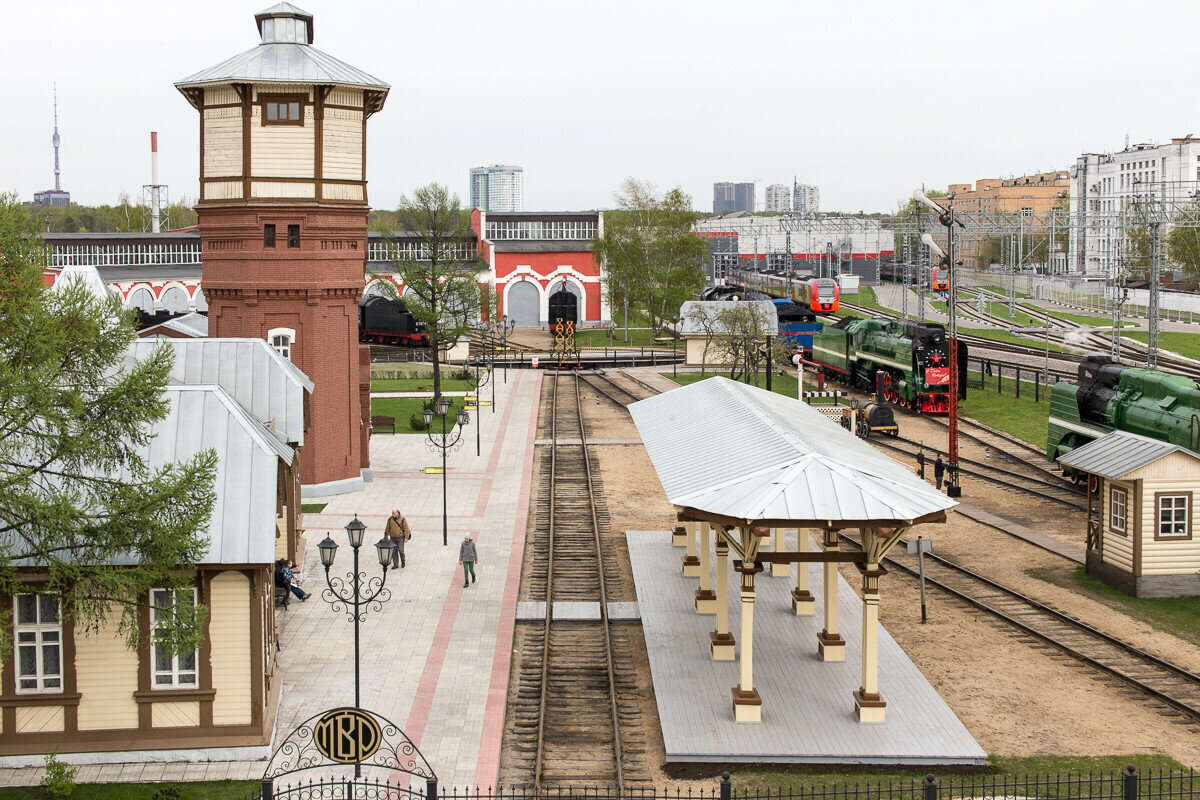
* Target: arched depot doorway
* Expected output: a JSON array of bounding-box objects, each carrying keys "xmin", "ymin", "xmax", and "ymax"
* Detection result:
[
  {"xmin": 506, "ymin": 280, "xmax": 540, "ymax": 327},
  {"xmin": 548, "ymin": 279, "xmax": 582, "ymax": 323}
]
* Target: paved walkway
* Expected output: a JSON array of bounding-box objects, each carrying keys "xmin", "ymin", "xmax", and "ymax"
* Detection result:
[{"xmin": 0, "ymin": 370, "xmax": 542, "ymax": 788}]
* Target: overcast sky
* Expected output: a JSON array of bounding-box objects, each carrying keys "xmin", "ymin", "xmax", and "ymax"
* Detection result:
[{"xmin": 3, "ymin": 0, "xmax": 1198, "ymax": 215}]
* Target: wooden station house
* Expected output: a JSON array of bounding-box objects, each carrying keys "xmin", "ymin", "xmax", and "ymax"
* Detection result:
[
  {"xmin": 678, "ymin": 300, "xmax": 778, "ymax": 369},
  {"xmin": 629, "ymin": 378, "xmax": 955, "ymax": 723},
  {"xmin": 1059, "ymin": 431, "xmax": 1200, "ymax": 597}
]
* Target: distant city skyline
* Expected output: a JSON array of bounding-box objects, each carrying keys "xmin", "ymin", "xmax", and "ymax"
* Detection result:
[{"xmin": 4, "ymin": 0, "xmax": 1199, "ymax": 214}]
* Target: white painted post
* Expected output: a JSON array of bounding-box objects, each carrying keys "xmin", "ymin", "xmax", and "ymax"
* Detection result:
[
  {"xmin": 695, "ymin": 522, "xmax": 715, "ymax": 613},
  {"xmin": 710, "ymin": 534, "xmax": 735, "ymax": 660},
  {"xmin": 817, "ymin": 529, "xmax": 845, "ymax": 661},
  {"xmin": 792, "ymin": 530, "xmax": 814, "ymax": 615}
]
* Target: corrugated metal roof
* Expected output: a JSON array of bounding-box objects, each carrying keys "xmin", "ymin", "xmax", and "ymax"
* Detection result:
[
  {"xmin": 145, "ymin": 385, "xmax": 286, "ymax": 565},
  {"xmin": 126, "ymin": 338, "xmax": 312, "ymax": 446},
  {"xmin": 679, "ymin": 300, "xmax": 778, "ymax": 335},
  {"xmin": 142, "ymin": 312, "xmax": 209, "ymax": 338},
  {"xmin": 176, "ymin": 42, "xmax": 389, "ymax": 90},
  {"xmin": 1056, "ymin": 430, "xmax": 1195, "ymax": 478},
  {"xmin": 628, "ymin": 377, "xmax": 956, "ymax": 526}
]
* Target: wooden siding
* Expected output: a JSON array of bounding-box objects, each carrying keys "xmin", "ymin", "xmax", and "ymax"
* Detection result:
[
  {"xmin": 321, "ymin": 111, "xmax": 363, "ymax": 181},
  {"xmin": 205, "ymin": 86, "xmax": 240, "ymax": 106},
  {"xmin": 204, "ymin": 181, "xmax": 244, "ymax": 201},
  {"xmin": 76, "ymin": 616, "xmax": 139, "ymax": 731},
  {"xmin": 1101, "ymin": 479, "xmax": 1135, "ymax": 572},
  {"xmin": 252, "ymin": 85, "xmax": 313, "ymax": 101},
  {"xmin": 275, "ymin": 516, "xmax": 288, "ymax": 561},
  {"xmin": 323, "ymin": 183, "xmax": 364, "ymax": 202},
  {"xmin": 327, "ymin": 88, "xmax": 363, "ymax": 107},
  {"xmin": 1139, "ymin": 478, "xmax": 1200, "ymax": 575},
  {"xmin": 250, "ymin": 107, "xmax": 315, "ymax": 178},
  {"xmin": 203, "ymin": 107, "xmax": 243, "ymax": 177},
  {"xmin": 1124, "ymin": 451, "xmax": 1200, "ymax": 481},
  {"xmin": 211, "ymin": 572, "xmax": 252, "ymax": 726},
  {"xmin": 251, "ymin": 181, "xmax": 316, "ymax": 199},
  {"xmin": 16, "ymin": 705, "xmax": 64, "ymax": 734},
  {"xmin": 152, "ymin": 700, "xmax": 200, "ymax": 728}
]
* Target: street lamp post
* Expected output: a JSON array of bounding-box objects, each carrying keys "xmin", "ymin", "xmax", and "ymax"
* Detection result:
[
  {"xmin": 317, "ymin": 517, "xmax": 396, "ymax": 778},
  {"xmin": 496, "ymin": 317, "xmax": 516, "ymax": 383},
  {"xmin": 466, "ymin": 355, "xmax": 494, "ymax": 456},
  {"xmin": 424, "ymin": 398, "xmax": 471, "ymax": 546},
  {"xmin": 917, "ymin": 190, "xmax": 964, "ymax": 498}
]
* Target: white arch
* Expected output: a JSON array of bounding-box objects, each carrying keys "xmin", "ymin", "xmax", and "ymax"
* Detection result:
[
  {"xmin": 126, "ymin": 287, "xmax": 155, "ymax": 313},
  {"xmin": 159, "ymin": 286, "xmax": 190, "ymax": 314},
  {"xmin": 194, "ymin": 288, "xmax": 209, "ymax": 312},
  {"xmin": 542, "ymin": 272, "xmax": 589, "ymax": 323}
]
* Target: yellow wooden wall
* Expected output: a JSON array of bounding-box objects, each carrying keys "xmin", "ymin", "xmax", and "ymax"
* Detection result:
[
  {"xmin": 210, "ymin": 571, "xmax": 252, "ymax": 726},
  {"xmin": 75, "ymin": 615, "xmax": 139, "ymax": 731},
  {"xmin": 1100, "ymin": 479, "xmax": 1135, "ymax": 572}
]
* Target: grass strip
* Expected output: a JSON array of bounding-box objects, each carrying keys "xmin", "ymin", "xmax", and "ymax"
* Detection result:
[
  {"xmin": 370, "ymin": 397, "xmax": 462, "ymax": 434},
  {"xmin": 0, "ymin": 781, "xmax": 259, "ymax": 800}
]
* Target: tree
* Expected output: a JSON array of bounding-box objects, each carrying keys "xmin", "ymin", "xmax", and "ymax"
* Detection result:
[
  {"xmin": 375, "ymin": 184, "xmax": 483, "ymax": 404},
  {"xmin": 0, "ymin": 194, "xmax": 217, "ymax": 655},
  {"xmin": 711, "ymin": 302, "xmax": 775, "ymax": 385},
  {"xmin": 1167, "ymin": 202, "xmax": 1200, "ymax": 278},
  {"xmin": 592, "ymin": 179, "xmax": 709, "ymax": 340},
  {"xmin": 683, "ymin": 303, "xmax": 722, "ymax": 377}
]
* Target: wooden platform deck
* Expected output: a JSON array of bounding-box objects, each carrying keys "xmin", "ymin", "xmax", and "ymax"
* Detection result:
[{"xmin": 627, "ymin": 531, "xmax": 987, "ymax": 765}]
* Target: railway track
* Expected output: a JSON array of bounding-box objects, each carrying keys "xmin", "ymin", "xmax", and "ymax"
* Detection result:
[
  {"xmin": 579, "ymin": 371, "xmax": 642, "ymax": 408},
  {"xmin": 506, "ymin": 374, "xmax": 649, "ymax": 789},
  {"xmin": 841, "ymin": 532, "xmax": 1200, "ymax": 729}
]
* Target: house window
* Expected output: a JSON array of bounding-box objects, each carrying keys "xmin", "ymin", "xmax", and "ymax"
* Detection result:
[
  {"xmin": 288, "ymin": 225, "xmax": 300, "ymax": 248},
  {"xmin": 1157, "ymin": 494, "xmax": 1191, "ymax": 539},
  {"xmin": 264, "ymin": 224, "xmax": 276, "ymax": 248},
  {"xmin": 150, "ymin": 588, "xmax": 199, "ymax": 688},
  {"xmin": 267, "ymin": 327, "xmax": 296, "ymax": 361},
  {"xmin": 1109, "ymin": 486, "xmax": 1128, "ymax": 534},
  {"xmin": 261, "ymin": 95, "xmax": 303, "ymax": 125},
  {"xmin": 14, "ymin": 595, "xmax": 61, "ymax": 693}
]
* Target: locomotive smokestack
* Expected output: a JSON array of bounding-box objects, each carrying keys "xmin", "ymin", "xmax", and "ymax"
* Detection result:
[{"xmin": 150, "ymin": 132, "xmax": 161, "ymax": 233}]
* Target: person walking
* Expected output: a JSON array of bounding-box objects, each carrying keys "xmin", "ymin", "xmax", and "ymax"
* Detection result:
[
  {"xmin": 934, "ymin": 454, "xmax": 946, "ymax": 492},
  {"xmin": 916, "ymin": 449, "xmax": 926, "ymax": 480},
  {"xmin": 385, "ymin": 508, "xmax": 411, "ymax": 568},
  {"xmin": 459, "ymin": 531, "xmax": 477, "ymax": 588}
]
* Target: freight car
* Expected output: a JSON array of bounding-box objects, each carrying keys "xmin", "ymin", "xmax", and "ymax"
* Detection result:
[
  {"xmin": 547, "ymin": 288, "xmax": 579, "ymax": 334},
  {"xmin": 358, "ymin": 296, "xmax": 429, "ymax": 346},
  {"xmin": 811, "ymin": 316, "xmax": 967, "ymax": 413},
  {"xmin": 1047, "ymin": 357, "xmax": 1200, "ymax": 471}
]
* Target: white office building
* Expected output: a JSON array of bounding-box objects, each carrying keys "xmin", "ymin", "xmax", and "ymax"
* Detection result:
[
  {"xmin": 763, "ymin": 184, "xmax": 791, "ymax": 212},
  {"xmin": 793, "ymin": 181, "xmax": 819, "ymax": 215},
  {"xmin": 470, "ymin": 165, "xmax": 525, "ymax": 212},
  {"xmin": 1069, "ymin": 137, "xmax": 1200, "ymax": 277}
]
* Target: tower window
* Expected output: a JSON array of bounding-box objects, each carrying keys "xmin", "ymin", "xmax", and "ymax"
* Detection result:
[
  {"xmin": 264, "ymin": 224, "xmax": 276, "ymax": 248},
  {"xmin": 268, "ymin": 328, "xmax": 296, "ymax": 361},
  {"xmin": 260, "ymin": 94, "xmax": 304, "ymax": 126},
  {"xmin": 288, "ymin": 225, "xmax": 300, "ymax": 248}
]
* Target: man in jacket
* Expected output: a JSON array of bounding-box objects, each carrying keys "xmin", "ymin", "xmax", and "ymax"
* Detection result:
[
  {"xmin": 385, "ymin": 509, "xmax": 411, "ymax": 568},
  {"xmin": 934, "ymin": 454, "xmax": 946, "ymax": 492},
  {"xmin": 459, "ymin": 531, "xmax": 477, "ymax": 588}
]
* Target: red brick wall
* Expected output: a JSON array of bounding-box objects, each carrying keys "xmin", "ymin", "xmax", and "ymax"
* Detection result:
[
  {"xmin": 494, "ymin": 251, "xmax": 602, "ymax": 321},
  {"xmin": 198, "ymin": 205, "xmax": 367, "ymax": 488}
]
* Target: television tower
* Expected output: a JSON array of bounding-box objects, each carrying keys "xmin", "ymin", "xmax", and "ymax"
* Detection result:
[
  {"xmin": 34, "ymin": 85, "xmax": 70, "ymax": 206},
  {"xmin": 52, "ymin": 85, "xmax": 61, "ymax": 192}
]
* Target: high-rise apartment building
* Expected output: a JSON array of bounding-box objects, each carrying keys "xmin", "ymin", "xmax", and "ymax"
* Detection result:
[
  {"xmin": 469, "ymin": 165, "xmax": 525, "ymax": 211},
  {"xmin": 713, "ymin": 182, "xmax": 755, "ymax": 213},
  {"xmin": 763, "ymin": 184, "xmax": 790, "ymax": 213},
  {"xmin": 1069, "ymin": 137, "xmax": 1200, "ymax": 276},
  {"xmin": 793, "ymin": 181, "xmax": 819, "ymax": 215}
]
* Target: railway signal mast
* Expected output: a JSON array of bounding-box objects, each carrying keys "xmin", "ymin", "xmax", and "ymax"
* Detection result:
[{"xmin": 916, "ymin": 190, "xmax": 964, "ymax": 498}]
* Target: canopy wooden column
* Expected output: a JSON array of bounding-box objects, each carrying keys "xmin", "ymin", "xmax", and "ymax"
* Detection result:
[
  {"xmin": 682, "ymin": 521, "xmax": 700, "ymax": 577},
  {"xmin": 791, "ymin": 530, "xmax": 814, "ymax": 615},
  {"xmin": 732, "ymin": 565, "xmax": 763, "ymax": 722},
  {"xmin": 695, "ymin": 521, "xmax": 715, "ymax": 613},
  {"xmin": 853, "ymin": 527, "xmax": 906, "ymax": 722},
  {"xmin": 771, "ymin": 528, "xmax": 790, "ymax": 577},
  {"xmin": 710, "ymin": 528, "xmax": 735, "ymax": 660},
  {"xmin": 817, "ymin": 529, "xmax": 845, "ymax": 661},
  {"xmin": 672, "ymin": 523, "xmax": 687, "ymax": 547}
]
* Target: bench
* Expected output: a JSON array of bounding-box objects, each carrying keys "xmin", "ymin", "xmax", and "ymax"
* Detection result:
[
  {"xmin": 274, "ymin": 585, "xmax": 289, "ymax": 609},
  {"xmin": 371, "ymin": 414, "xmax": 396, "ymax": 434}
]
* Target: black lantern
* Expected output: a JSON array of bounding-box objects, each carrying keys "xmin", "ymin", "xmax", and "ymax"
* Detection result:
[
  {"xmin": 422, "ymin": 407, "xmax": 433, "ymax": 427},
  {"xmin": 375, "ymin": 536, "xmax": 396, "ymax": 567},
  {"xmin": 345, "ymin": 514, "xmax": 367, "ymax": 548},
  {"xmin": 317, "ymin": 535, "xmax": 338, "ymax": 568}
]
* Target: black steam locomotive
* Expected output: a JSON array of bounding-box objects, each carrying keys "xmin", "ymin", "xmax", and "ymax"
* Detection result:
[
  {"xmin": 358, "ymin": 296, "xmax": 430, "ymax": 346},
  {"xmin": 548, "ymin": 288, "xmax": 579, "ymax": 334}
]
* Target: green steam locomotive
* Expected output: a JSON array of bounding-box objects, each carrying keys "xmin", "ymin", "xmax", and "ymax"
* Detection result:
[
  {"xmin": 1048, "ymin": 357, "xmax": 1200, "ymax": 470},
  {"xmin": 810, "ymin": 316, "xmax": 968, "ymax": 413}
]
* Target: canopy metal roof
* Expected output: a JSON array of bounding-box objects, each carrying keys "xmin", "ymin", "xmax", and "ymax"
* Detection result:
[
  {"xmin": 628, "ymin": 377, "xmax": 956, "ymax": 527},
  {"xmin": 126, "ymin": 338, "xmax": 312, "ymax": 446},
  {"xmin": 1056, "ymin": 430, "xmax": 1195, "ymax": 479}
]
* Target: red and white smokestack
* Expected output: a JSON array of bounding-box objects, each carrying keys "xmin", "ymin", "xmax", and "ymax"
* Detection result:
[{"xmin": 150, "ymin": 131, "xmax": 161, "ymax": 233}]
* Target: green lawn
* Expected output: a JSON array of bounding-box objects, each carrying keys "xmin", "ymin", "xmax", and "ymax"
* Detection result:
[
  {"xmin": 731, "ymin": 755, "xmax": 1188, "ymax": 796},
  {"xmin": 371, "ymin": 397, "xmax": 463, "ymax": 434},
  {"xmin": 299, "ymin": 502, "xmax": 327, "ymax": 514},
  {"xmin": 1027, "ymin": 565, "xmax": 1200, "ymax": 646},
  {"xmin": 371, "ymin": 377, "xmax": 476, "ymax": 393},
  {"xmin": 961, "ymin": 376, "xmax": 1051, "ymax": 448},
  {"xmin": 666, "ymin": 370, "xmax": 859, "ymax": 404},
  {"xmin": 1123, "ymin": 330, "xmax": 1200, "ymax": 360},
  {"xmin": 976, "ymin": 284, "xmax": 1031, "ymax": 299},
  {"xmin": 0, "ymin": 781, "xmax": 257, "ymax": 800}
]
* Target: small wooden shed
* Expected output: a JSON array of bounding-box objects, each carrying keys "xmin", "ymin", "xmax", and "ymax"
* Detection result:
[{"xmin": 1058, "ymin": 431, "xmax": 1200, "ymax": 597}]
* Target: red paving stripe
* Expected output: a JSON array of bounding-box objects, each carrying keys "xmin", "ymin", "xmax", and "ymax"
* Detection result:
[
  {"xmin": 397, "ymin": 370, "xmax": 533, "ymax": 778},
  {"xmin": 475, "ymin": 370, "xmax": 541, "ymax": 785}
]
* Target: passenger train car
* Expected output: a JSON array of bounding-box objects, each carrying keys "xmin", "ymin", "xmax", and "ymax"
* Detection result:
[{"xmin": 931, "ymin": 267, "xmax": 949, "ymax": 292}]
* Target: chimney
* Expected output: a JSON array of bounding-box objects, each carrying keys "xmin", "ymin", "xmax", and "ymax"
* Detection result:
[{"xmin": 150, "ymin": 132, "xmax": 161, "ymax": 233}]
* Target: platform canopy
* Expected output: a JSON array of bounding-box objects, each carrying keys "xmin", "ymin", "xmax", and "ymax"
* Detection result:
[{"xmin": 628, "ymin": 377, "xmax": 956, "ymax": 528}]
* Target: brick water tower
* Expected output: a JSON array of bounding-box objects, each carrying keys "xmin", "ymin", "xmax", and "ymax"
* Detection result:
[{"xmin": 176, "ymin": 3, "xmax": 389, "ymax": 496}]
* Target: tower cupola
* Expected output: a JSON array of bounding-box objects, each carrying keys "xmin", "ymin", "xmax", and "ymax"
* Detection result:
[{"xmin": 255, "ymin": 3, "xmax": 314, "ymax": 44}]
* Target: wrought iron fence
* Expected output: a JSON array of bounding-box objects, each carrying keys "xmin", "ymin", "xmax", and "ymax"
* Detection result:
[{"xmin": 254, "ymin": 767, "xmax": 1200, "ymax": 800}]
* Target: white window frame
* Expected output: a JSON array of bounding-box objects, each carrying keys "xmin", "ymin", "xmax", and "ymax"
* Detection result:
[
  {"xmin": 1156, "ymin": 493, "xmax": 1191, "ymax": 540},
  {"xmin": 150, "ymin": 587, "xmax": 199, "ymax": 689},
  {"xmin": 1109, "ymin": 485, "xmax": 1128, "ymax": 534},
  {"xmin": 14, "ymin": 594, "xmax": 62, "ymax": 694},
  {"xmin": 267, "ymin": 327, "xmax": 296, "ymax": 362}
]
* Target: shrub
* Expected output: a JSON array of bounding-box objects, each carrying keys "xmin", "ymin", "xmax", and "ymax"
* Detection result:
[
  {"xmin": 151, "ymin": 786, "xmax": 182, "ymax": 800},
  {"xmin": 450, "ymin": 367, "xmax": 471, "ymax": 382},
  {"xmin": 409, "ymin": 413, "xmax": 431, "ymax": 432},
  {"xmin": 40, "ymin": 749, "xmax": 77, "ymax": 799}
]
